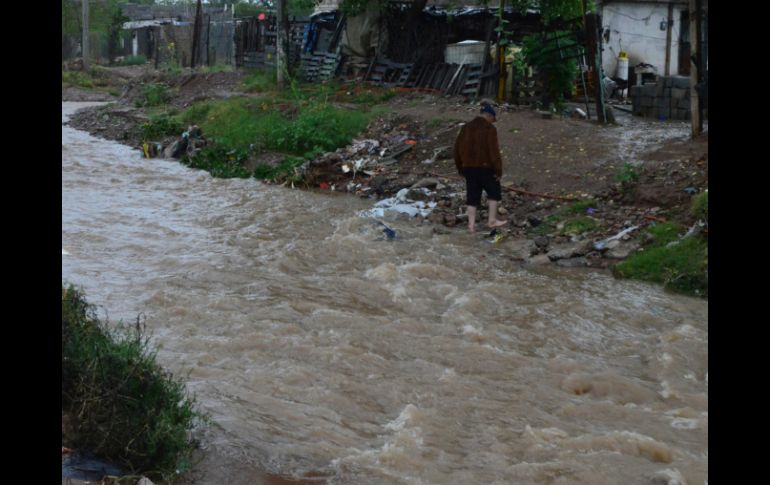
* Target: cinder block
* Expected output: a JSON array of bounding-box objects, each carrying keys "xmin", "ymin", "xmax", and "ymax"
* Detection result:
[
  {"xmin": 640, "ymin": 96, "xmax": 653, "ymax": 107},
  {"xmin": 642, "ymin": 84, "xmax": 657, "ymax": 96},
  {"xmin": 630, "ymin": 85, "xmax": 643, "ymax": 97},
  {"xmin": 672, "ymin": 76, "xmax": 690, "ymax": 89},
  {"xmin": 671, "ymin": 87, "xmax": 687, "ymax": 100}
]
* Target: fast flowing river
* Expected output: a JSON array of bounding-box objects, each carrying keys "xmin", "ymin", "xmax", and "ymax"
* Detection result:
[{"xmin": 62, "ymin": 102, "xmax": 707, "ymax": 485}]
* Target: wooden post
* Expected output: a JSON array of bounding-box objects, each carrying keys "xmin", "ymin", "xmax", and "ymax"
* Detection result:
[
  {"xmin": 206, "ymin": 14, "xmax": 211, "ymax": 66},
  {"xmin": 276, "ymin": 0, "xmax": 288, "ymax": 89},
  {"xmin": 585, "ymin": 13, "xmax": 607, "ymax": 123},
  {"xmin": 496, "ymin": 0, "xmax": 506, "ymax": 102},
  {"xmin": 664, "ymin": 2, "xmax": 673, "ymax": 75},
  {"xmin": 82, "ymin": 0, "xmax": 90, "ymax": 70},
  {"xmin": 191, "ymin": 0, "xmax": 202, "ymax": 68},
  {"xmin": 154, "ymin": 27, "xmax": 160, "ymax": 69},
  {"xmin": 689, "ymin": 0, "xmax": 701, "ymax": 137}
]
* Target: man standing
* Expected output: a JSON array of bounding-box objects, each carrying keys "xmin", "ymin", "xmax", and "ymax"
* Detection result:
[{"xmin": 454, "ymin": 104, "xmax": 508, "ymax": 233}]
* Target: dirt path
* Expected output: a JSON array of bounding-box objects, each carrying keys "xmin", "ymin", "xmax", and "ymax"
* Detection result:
[{"xmin": 64, "ymin": 67, "xmax": 708, "ymax": 267}]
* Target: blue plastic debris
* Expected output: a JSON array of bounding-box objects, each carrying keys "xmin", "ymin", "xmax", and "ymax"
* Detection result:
[
  {"xmin": 684, "ymin": 187, "xmax": 698, "ymax": 195},
  {"xmin": 377, "ymin": 220, "xmax": 396, "ymax": 240}
]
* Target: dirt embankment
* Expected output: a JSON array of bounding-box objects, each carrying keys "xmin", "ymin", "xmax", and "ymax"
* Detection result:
[{"xmin": 64, "ymin": 66, "xmax": 708, "ymax": 269}]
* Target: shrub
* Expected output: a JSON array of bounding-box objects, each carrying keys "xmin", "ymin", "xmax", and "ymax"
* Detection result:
[
  {"xmin": 691, "ymin": 191, "xmax": 708, "ymax": 222},
  {"xmin": 141, "ymin": 83, "xmax": 170, "ymax": 107},
  {"xmin": 62, "ymin": 286, "xmax": 204, "ymax": 481},
  {"xmin": 140, "ymin": 113, "xmax": 184, "ymax": 141}
]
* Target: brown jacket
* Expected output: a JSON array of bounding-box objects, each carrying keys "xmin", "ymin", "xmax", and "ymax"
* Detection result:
[{"xmin": 454, "ymin": 116, "xmax": 503, "ymax": 178}]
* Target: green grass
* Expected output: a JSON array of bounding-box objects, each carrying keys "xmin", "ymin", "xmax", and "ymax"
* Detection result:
[
  {"xmin": 181, "ymin": 145, "xmax": 253, "ymax": 179},
  {"xmin": 646, "ymin": 222, "xmax": 686, "ymax": 245},
  {"xmin": 139, "ymin": 83, "xmax": 170, "ymax": 107},
  {"xmin": 242, "ymin": 69, "xmax": 277, "ymax": 93},
  {"xmin": 563, "ymin": 198, "xmax": 598, "ymax": 215},
  {"xmin": 140, "ymin": 113, "xmax": 185, "ymax": 141},
  {"xmin": 691, "ymin": 191, "xmax": 708, "ymax": 221},
  {"xmin": 200, "ymin": 64, "xmax": 234, "ymax": 74},
  {"xmin": 533, "ymin": 214, "xmax": 560, "ymax": 236},
  {"xmin": 613, "ymin": 222, "xmax": 708, "ymax": 297},
  {"xmin": 561, "ymin": 216, "xmax": 599, "ymax": 236},
  {"xmin": 180, "ymin": 97, "xmax": 371, "ymax": 156},
  {"xmin": 62, "ymin": 285, "xmax": 205, "ymax": 482},
  {"xmin": 177, "ymin": 97, "xmax": 371, "ymax": 181},
  {"xmin": 253, "ymin": 156, "xmax": 306, "ymax": 183},
  {"xmin": 351, "ymin": 87, "xmax": 397, "ymax": 105},
  {"xmin": 615, "ymin": 162, "xmax": 640, "ymax": 185},
  {"xmin": 173, "ymin": 75, "xmax": 384, "ymax": 181},
  {"xmin": 117, "ymin": 55, "xmax": 146, "ymax": 66},
  {"xmin": 62, "ymin": 70, "xmax": 96, "ymax": 89}
]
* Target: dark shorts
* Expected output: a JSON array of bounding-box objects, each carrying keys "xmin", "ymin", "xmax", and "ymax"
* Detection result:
[{"xmin": 464, "ymin": 167, "xmax": 501, "ymax": 206}]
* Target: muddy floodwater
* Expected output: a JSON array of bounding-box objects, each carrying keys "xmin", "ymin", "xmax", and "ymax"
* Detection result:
[{"xmin": 62, "ymin": 103, "xmax": 707, "ymax": 485}]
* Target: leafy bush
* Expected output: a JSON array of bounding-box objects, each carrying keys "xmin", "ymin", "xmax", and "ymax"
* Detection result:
[
  {"xmin": 140, "ymin": 83, "xmax": 170, "ymax": 107},
  {"xmin": 62, "ymin": 286, "xmax": 204, "ymax": 481},
  {"xmin": 691, "ymin": 191, "xmax": 708, "ymax": 222},
  {"xmin": 522, "ymin": 31, "xmax": 579, "ymax": 110},
  {"xmin": 181, "ymin": 145, "xmax": 252, "ymax": 179},
  {"xmin": 140, "ymin": 113, "xmax": 184, "ymax": 141},
  {"xmin": 615, "ymin": 162, "xmax": 640, "ymax": 185}
]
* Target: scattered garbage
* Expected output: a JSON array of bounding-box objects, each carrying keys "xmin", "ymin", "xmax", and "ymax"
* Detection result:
[
  {"xmin": 594, "ymin": 225, "xmax": 640, "ymax": 251},
  {"xmin": 62, "ymin": 451, "xmax": 126, "ymax": 482},
  {"xmin": 665, "ymin": 221, "xmax": 705, "ymax": 248},
  {"xmin": 487, "ymin": 228, "xmax": 504, "ymax": 244},
  {"xmin": 378, "ymin": 220, "xmax": 397, "ymax": 240},
  {"xmin": 361, "ymin": 190, "xmax": 438, "ymax": 218}
]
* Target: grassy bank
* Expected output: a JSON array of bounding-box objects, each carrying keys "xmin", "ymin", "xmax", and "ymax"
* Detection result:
[
  {"xmin": 62, "ymin": 285, "xmax": 205, "ymax": 482},
  {"xmin": 140, "ymin": 71, "xmax": 387, "ymax": 183},
  {"xmin": 613, "ymin": 193, "xmax": 708, "ymax": 298}
]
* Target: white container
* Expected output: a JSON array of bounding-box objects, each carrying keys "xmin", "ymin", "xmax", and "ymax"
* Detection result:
[
  {"xmin": 616, "ymin": 54, "xmax": 629, "ymax": 81},
  {"xmin": 445, "ymin": 40, "xmax": 486, "ymax": 65}
]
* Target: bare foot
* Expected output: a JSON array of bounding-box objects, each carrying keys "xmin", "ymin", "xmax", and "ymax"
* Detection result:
[
  {"xmin": 487, "ymin": 219, "xmax": 508, "ymax": 229},
  {"xmin": 469, "ymin": 225, "xmax": 476, "ymax": 233}
]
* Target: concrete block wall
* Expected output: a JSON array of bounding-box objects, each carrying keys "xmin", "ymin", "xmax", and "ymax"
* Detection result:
[{"xmin": 629, "ymin": 76, "xmax": 705, "ymax": 121}]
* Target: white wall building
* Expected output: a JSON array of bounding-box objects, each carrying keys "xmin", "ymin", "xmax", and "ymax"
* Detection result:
[{"xmin": 598, "ymin": 0, "xmax": 701, "ymax": 82}]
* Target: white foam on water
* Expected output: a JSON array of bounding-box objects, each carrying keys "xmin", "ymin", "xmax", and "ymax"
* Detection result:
[
  {"xmin": 652, "ymin": 468, "xmax": 689, "ymax": 485},
  {"xmin": 563, "ymin": 430, "xmax": 674, "ymax": 463},
  {"xmin": 670, "ymin": 418, "xmax": 699, "ymax": 430}
]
